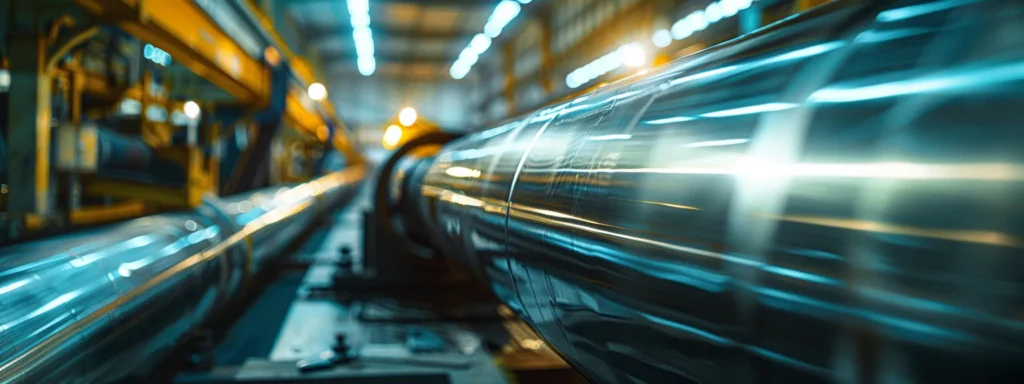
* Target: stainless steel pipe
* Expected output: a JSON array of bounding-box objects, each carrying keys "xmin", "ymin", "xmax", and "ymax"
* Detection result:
[
  {"xmin": 0, "ymin": 166, "xmax": 364, "ymax": 383},
  {"xmin": 396, "ymin": 1, "xmax": 1024, "ymax": 383}
]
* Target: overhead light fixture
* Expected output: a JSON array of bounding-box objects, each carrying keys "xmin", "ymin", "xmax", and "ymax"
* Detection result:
[
  {"xmin": 348, "ymin": 0, "xmax": 375, "ymax": 76},
  {"xmin": 469, "ymin": 34, "xmax": 492, "ymax": 54},
  {"xmin": 399, "ymin": 107, "xmax": 418, "ymax": 127},
  {"xmin": 652, "ymin": 29, "xmax": 673, "ymax": 48},
  {"xmin": 308, "ymin": 82, "xmax": 327, "ymax": 101},
  {"xmin": 565, "ymin": 43, "xmax": 647, "ymax": 89},
  {"xmin": 450, "ymin": 62, "xmax": 471, "ymax": 80},
  {"xmin": 357, "ymin": 56, "xmax": 376, "ymax": 77},
  {"xmin": 619, "ymin": 43, "xmax": 646, "ymax": 67},
  {"xmin": 451, "ymin": 0, "xmax": 529, "ymax": 80},
  {"xmin": 662, "ymin": 0, "xmax": 754, "ymax": 45},
  {"xmin": 143, "ymin": 44, "xmax": 172, "ymax": 66},
  {"xmin": 484, "ymin": 1, "xmax": 522, "ymax": 38},
  {"xmin": 705, "ymin": 2, "xmax": 724, "ymax": 23},
  {"xmin": 183, "ymin": 100, "xmax": 201, "ymax": 119}
]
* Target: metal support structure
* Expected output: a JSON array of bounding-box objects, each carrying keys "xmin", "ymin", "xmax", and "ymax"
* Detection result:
[
  {"xmin": 6, "ymin": 36, "xmax": 54, "ymax": 224},
  {"xmin": 5, "ymin": 2, "xmax": 98, "ymax": 238},
  {"xmin": 223, "ymin": 62, "xmax": 289, "ymax": 195},
  {"xmin": 538, "ymin": 11, "xmax": 553, "ymax": 96},
  {"xmin": 503, "ymin": 42, "xmax": 516, "ymax": 116}
]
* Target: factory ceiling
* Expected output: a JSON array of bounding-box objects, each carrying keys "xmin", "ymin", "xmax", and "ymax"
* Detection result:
[{"xmin": 286, "ymin": 0, "xmax": 497, "ymax": 80}]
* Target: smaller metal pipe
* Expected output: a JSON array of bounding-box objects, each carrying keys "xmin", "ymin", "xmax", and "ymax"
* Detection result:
[{"xmin": 0, "ymin": 165, "xmax": 365, "ymax": 383}]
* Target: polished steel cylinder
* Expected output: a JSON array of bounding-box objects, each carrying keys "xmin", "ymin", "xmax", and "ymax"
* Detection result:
[
  {"xmin": 0, "ymin": 167, "xmax": 364, "ymax": 383},
  {"xmin": 398, "ymin": 1, "xmax": 1024, "ymax": 383}
]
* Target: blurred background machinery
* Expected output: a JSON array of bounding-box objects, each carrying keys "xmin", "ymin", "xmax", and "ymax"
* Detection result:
[
  {"xmin": 2, "ymin": 0, "xmax": 1024, "ymax": 383},
  {"xmin": 0, "ymin": 0, "xmax": 363, "ymax": 243}
]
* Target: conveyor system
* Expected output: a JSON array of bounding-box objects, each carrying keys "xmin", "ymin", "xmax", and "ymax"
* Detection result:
[
  {"xmin": 381, "ymin": 1, "xmax": 1024, "ymax": 383},
  {"xmin": 0, "ymin": 166, "xmax": 364, "ymax": 383}
]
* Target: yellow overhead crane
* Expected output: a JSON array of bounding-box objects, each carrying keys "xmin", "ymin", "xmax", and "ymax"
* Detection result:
[
  {"xmin": 77, "ymin": 0, "xmax": 360, "ymax": 161},
  {"xmin": 2, "ymin": 0, "xmax": 362, "ymax": 241}
]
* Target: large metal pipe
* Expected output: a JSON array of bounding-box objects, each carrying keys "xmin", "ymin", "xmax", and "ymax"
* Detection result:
[
  {"xmin": 395, "ymin": 1, "xmax": 1024, "ymax": 383},
  {"xmin": 0, "ymin": 166, "xmax": 364, "ymax": 383}
]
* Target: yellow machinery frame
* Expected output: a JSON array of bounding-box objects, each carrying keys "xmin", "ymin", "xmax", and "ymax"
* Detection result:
[{"xmin": 5, "ymin": 0, "xmax": 358, "ymax": 238}]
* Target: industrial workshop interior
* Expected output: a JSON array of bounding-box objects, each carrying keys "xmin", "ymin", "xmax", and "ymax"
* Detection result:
[{"xmin": 2, "ymin": 0, "xmax": 1024, "ymax": 383}]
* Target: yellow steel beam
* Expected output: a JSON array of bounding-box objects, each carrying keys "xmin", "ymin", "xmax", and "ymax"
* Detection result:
[
  {"xmin": 240, "ymin": 0, "xmax": 362, "ymax": 165},
  {"xmin": 241, "ymin": 0, "xmax": 340, "ymax": 121},
  {"xmin": 285, "ymin": 89, "xmax": 322, "ymax": 138},
  {"xmin": 82, "ymin": 178, "xmax": 191, "ymax": 208},
  {"xmin": 77, "ymin": 0, "xmax": 270, "ymax": 107},
  {"xmin": 69, "ymin": 200, "xmax": 150, "ymax": 226}
]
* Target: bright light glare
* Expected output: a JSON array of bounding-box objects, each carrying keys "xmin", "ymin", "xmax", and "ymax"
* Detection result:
[
  {"xmin": 183, "ymin": 101, "xmax": 201, "ymax": 119},
  {"xmin": 644, "ymin": 116, "xmax": 696, "ymax": 125},
  {"xmin": 588, "ymin": 134, "xmax": 632, "ymax": 141},
  {"xmin": 701, "ymin": 103, "xmax": 797, "ymax": 118},
  {"xmin": 652, "ymin": 29, "xmax": 673, "ymax": 48},
  {"xmin": 357, "ymin": 56, "xmax": 376, "ymax": 76},
  {"xmin": 445, "ymin": 166, "xmax": 483, "ymax": 178},
  {"xmin": 683, "ymin": 138, "xmax": 750, "ymax": 148},
  {"xmin": 668, "ymin": 0, "xmax": 752, "ymax": 43},
  {"xmin": 705, "ymin": 2, "xmax": 724, "ymax": 23},
  {"xmin": 720, "ymin": 0, "xmax": 740, "ymax": 16},
  {"xmin": 459, "ymin": 49, "xmax": 480, "ymax": 66},
  {"xmin": 671, "ymin": 19, "xmax": 692, "ymax": 40},
  {"xmin": 687, "ymin": 11, "xmax": 709, "ymax": 32},
  {"xmin": 454, "ymin": 0, "xmax": 529, "ymax": 79},
  {"xmin": 451, "ymin": 63, "xmax": 470, "ymax": 79},
  {"xmin": 307, "ymin": 82, "xmax": 327, "ymax": 101},
  {"xmin": 484, "ymin": 1, "xmax": 522, "ymax": 38},
  {"xmin": 383, "ymin": 125, "xmax": 403, "ymax": 148},
  {"xmin": 350, "ymin": 12, "xmax": 370, "ymax": 27},
  {"xmin": 347, "ymin": 0, "xmax": 368, "ymax": 15},
  {"xmin": 348, "ymin": 0, "xmax": 374, "ymax": 76},
  {"xmin": 619, "ymin": 43, "xmax": 646, "ymax": 67},
  {"xmin": 399, "ymin": 107, "xmax": 418, "ymax": 127},
  {"xmin": 469, "ymin": 34, "xmax": 492, "ymax": 54}
]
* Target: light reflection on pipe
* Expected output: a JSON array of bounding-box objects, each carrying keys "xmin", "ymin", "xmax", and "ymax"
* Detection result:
[
  {"xmin": 549, "ymin": 161, "xmax": 1024, "ymax": 182},
  {"xmin": 683, "ymin": 138, "xmax": 750, "ymax": 148},
  {"xmin": 643, "ymin": 116, "xmax": 695, "ymax": 125},
  {"xmin": 445, "ymin": 166, "xmax": 483, "ymax": 178},
  {"xmin": 663, "ymin": 42, "xmax": 844, "ymax": 91},
  {"xmin": 854, "ymin": 27, "xmax": 931, "ymax": 44},
  {"xmin": 588, "ymin": 134, "xmax": 633, "ymax": 141},
  {"xmin": 700, "ymin": 102, "xmax": 797, "ymax": 117},
  {"xmin": 809, "ymin": 61, "xmax": 1024, "ymax": 103},
  {"xmin": 766, "ymin": 214, "xmax": 1024, "ymax": 248},
  {"xmin": 69, "ymin": 235, "xmax": 158, "ymax": 268},
  {"xmin": 0, "ymin": 278, "xmax": 33, "ymax": 295},
  {"xmin": 876, "ymin": 0, "xmax": 979, "ymax": 22}
]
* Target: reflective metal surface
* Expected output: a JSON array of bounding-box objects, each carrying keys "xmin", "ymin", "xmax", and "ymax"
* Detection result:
[
  {"xmin": 0, "ymin": 167, "xmax": 364, "ymax": 383},
  {"xmin": 402, "ymin": 1, "xmax": 1024, "ymax": 382}
]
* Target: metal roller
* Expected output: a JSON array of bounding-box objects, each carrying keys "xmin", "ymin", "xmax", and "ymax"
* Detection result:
[
  {"xmin": 0, "ymin": 166, "xmax": 364, "ymax": 383},
  {"xmin": 393, "ymin": 1, "xmax": 1024, "ymax": 383}
]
